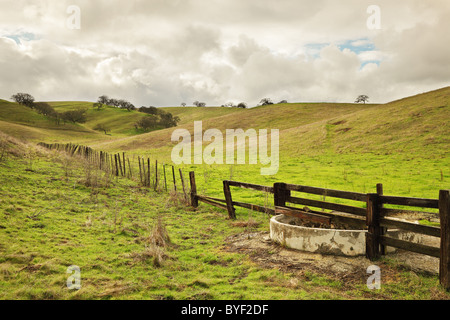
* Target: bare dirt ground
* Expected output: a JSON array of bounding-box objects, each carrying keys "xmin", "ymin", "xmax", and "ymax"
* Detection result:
[{"xmin": 223, "ymin": 230, "xmax": 440, "ymax": 287}]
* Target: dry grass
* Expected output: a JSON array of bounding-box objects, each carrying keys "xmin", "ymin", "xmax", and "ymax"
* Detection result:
[
  {"xmin": 128, "ymin": 215, "xmax": 173, "ymax": 267},
  {"xmin": 231, "ymin": 218, "xmax": 260, "ymax": 228},
  {"xmin": 148, "ymin": 215, "xmax": 171, "ymax": 248}
]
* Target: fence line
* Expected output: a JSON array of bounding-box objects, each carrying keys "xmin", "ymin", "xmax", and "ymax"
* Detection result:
[
  {"xmin": 187, "ymin": 171, "xmax": 449, "ymax": 291},
  {"xmin": 37, "ymin": 142, "xmax": 186, "ymax": 196}
]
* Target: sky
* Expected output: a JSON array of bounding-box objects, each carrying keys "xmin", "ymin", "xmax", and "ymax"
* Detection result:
[{"xmin": 0, "ymin": 0, "xmax": 449, "ymax": 107}]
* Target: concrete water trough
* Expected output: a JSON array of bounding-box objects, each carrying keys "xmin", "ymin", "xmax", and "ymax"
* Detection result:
[{"xmin": 270, "ymin": 214, "xmax": 423, "ymax": 257}]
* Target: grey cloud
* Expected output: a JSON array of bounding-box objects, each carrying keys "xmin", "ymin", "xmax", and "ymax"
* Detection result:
[{"xmin": 0, "ymin": 0, "xmax": 449, "ymax": 107}]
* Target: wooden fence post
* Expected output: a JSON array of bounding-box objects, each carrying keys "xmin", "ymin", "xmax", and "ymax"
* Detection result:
[
  {"xmin": 127, "ymin": 158, "xmax": 132, "ymax": 178},
  {"xmin": 223, "ymin": 180, "xmax": 236, "ymax": 219},
  {"xmin": 179, "ymin": 169, "xmax": 188, "ymax": 201},
  {"xmin": 439, "ymin": 190, "xmax": 450, "ymax": 291},
  {"xmin": 122, "ymin": 152, "xmax": 126, "ymax": 177},
  {"xmin": 114, "ymin": 154, "xmax": 119, "ymax": 176},
  {"xmin": 274, "ymin": 183, "xmax": 290, "ymax": 207},
  {"xmin": 147, "ymin": 158, "xmax": 151, "ymax": 188},
  {"xmin": 172, "ymin": 166, "xmax": 177, "ymax": 192},
  {"xmin": 189, "ymin": 171, "xmax": 198, "ymax": 208},
  {"xmin": 377, "ymin": 183, "xmax": 386, "ymax": 255},
  {"xmin": 154, "ymin": 160, "xmax": 158, "ymax": 190},
  {"xmin": 163, "ymin": 164, "xmax": 167, "ymax": 192},
  {"xmin": 366, "ymin": 193, "xmax": 381, "ymax": 261},
  {"xmin": 138, "ymin": 156, "xmax": 142, "ymax": 184}
]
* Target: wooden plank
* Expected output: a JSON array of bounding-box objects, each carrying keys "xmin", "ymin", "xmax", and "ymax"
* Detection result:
[
  {"xmin": 380, "ymin": 207, "xmax": 438, "ymax": 216},
  {"xmin": 289, "ymin": 207, "xmax": 366, "ymax": 229},
  {"xmin": 366, "ymin": 193, "xmax": 381, "ymax": 260},
  {"xmin": 380, "ymin": 236, "xmax": 440, "ymax": 258},
  {"xmin": 197, "ymin": 196, "xmax": 228, "ymax": 210},
  {"xmin": 287, "ymin": 196, "xmax": 366, "ymax": 216},
  {"xmin": 223, "ymin": 180, "xmax": 236, "ymax": 219},
  {"xmin": 275, "ymin": 206, "xmax": 331, "ymax": 225},
  {"xmin": 377, "ymin": 183, "xmax": 386, "ymax": 255},
  {"xmin": 197, "ymin": 195, "xmax": 227, "ymax": 203},
  {"xmin": 285, "ymin": 184, "xmax": 367, "ymax": 202},
  {"xmin": 439, "ymin": 190, "xmax": 450, "ymax": 291},
  {"xmin": 189, "ymin": 171, "xmax": 198, "ymax": 208},
  {"xmin": 233, "ymin": 201, "xmax": 275, "ymax": 215},
  {"xmin": 227, "ymin": 181, "xmax": 274, "ymax": 193},
  {"xmin": 274, "ymin": 183, "xmax": 290, "ymax": 207},
  {"xmin": 379, "ymin": 195, "xmax": 439, "ymax": 209},
  {"xmin": 379, "ymin": 217, "xmax": 441, "ymax": 238}
]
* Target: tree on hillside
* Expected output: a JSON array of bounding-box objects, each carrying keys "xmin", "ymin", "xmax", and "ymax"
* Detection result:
[
  {"xmin": 135, "ymin": 115, "xmax": 159, "ymax": 132},
  {"xmin": 259, "ymin": 98, "xmax": 273, "ymax": 106},
  {"xmin": 193, "ymin": 101, "xmax": 206, "ymax": 107},
  {"xmin": 93, "ymin": 102, "xmax": 103, "ymax": 110},
  {"xmin": 94, "ymin": 123, "xmax": 110, "ymax": 135},
  {"xmin": 159, "ymin": 112, "xmax": 180, "ymax": 128},
  {"xmin": 97, "ymin": 95, "xmax": 109, "ymax": 105},
  {"xmin": 61, "ymin": 109, "xmax": 87, "ymax": 124},
  {"xmin": 278, "ymin": 100, "xmax": 288, "ymax": 104},
  {"xmin": 139, "ymin": 106, "xmax": 158, "ymax": 115},
  {"xmin": 355, "ymin": 95, "xmax": 369, "ymax": 104},
  {"xmin": 181, "ymin": 102, "xmax": 186, "ymax": 107},
  {"xmin": 11, "ymin": 93, "xmax": 35, "ymax": 108},
  {"xmin": 34, "ymin": 102, "xmax": 56, "ymax": 117},
  {"xmin": 237, "ymin": 102, "xmax": 247, "ymax": 109},
  {"xmin": 108, "ymin": 98, "xmax": 120, "ymax": 107}
]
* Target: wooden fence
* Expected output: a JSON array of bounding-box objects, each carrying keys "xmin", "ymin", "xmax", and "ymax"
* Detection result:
[
  {"xmin": 187, "ymin": 171, "xmax": 450, "ymax": 291},
  {"xmin": 37, "ymin": 142, "xmax": 189, "ymax": 196}
]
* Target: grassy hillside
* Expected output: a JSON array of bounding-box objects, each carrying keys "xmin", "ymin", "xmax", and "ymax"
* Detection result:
[{"xmin": 47, "ymin": 102, "xmax": 150, "ymax": 136}]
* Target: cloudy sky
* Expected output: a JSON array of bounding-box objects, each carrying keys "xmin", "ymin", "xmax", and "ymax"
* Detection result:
[{"xmin": 0, "ymin": 0, "xmax": 449, "ymax": 107}]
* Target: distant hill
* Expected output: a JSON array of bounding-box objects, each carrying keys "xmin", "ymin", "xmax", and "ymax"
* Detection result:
[{"xmin": 0, "ymin": 86, "xmax": 448, "ymax": 159}]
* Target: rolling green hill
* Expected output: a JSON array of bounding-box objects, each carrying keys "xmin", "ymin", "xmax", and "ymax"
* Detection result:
[{"xmin": 0, "ymin": 86, "xmax": 449, "ymax": 159}]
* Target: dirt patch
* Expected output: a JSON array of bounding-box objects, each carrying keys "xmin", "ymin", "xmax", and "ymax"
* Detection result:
[{"xmin": 223, "ymin": 231, "xmax": 440, "ymax": 286}]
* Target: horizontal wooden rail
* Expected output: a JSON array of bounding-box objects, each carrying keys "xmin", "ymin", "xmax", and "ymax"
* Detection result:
[
  {"xmin": 379, "ymin": 195, "xmax": 439, "ymax": 209},
  {"xmin": 196, "ymin": 195, "xmax": 228, "ymax": 210},
  {"xmin": 195, "ymin": 195, "xmax": 275, "ymax": 215},
  {"xmin": 380, "ymin": 207, "xmax": 438, "ymax": 216},
  {"xmin": 379, "ymin": 217, "xmax": 441, "ymax": 238},
  {"xmin": 380, "ymin": 235, "xmax": 440, "ymax": 258},
  {"xmin": 285, "ymin": 184, "xmax": 367, "ymax": 202},
  {"xmin": 233, "ymin": 201, "xmax": 275, "ymax": 215},
  {"xmin": 227, "ymin": 181, "xmax": 274, "ymax": 193},
  {"xmin": 287, "ymin": 196, "xmax": 367, "ymax": 216},
  {"xmin": 275, "ymin": 206, "xmax": 331, "ymax": 225}
]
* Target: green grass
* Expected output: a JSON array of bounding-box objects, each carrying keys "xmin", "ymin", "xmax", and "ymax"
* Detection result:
[{"xmin": 1, "ymin": 148, "xmax": 449, "ymax": 300}]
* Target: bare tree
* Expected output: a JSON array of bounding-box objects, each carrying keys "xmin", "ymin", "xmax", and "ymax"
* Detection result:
[
  {"xmin": 259, "ymin": 98, "xmax": 273, "ymax": 106},
  {"xmin": 355, "ymin": 95, "xmax": 369, "ymax": 104},
  {"xmin": 11, "ymin": 93, "xmax": 35, "ymax": 108},
  {"xmin": 97, "ymin": 95, "xmax": 109, "ymax": 105},
  {"xmin": 94, "ymin": 123, "xmax": 110, "ymax": 135}
]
